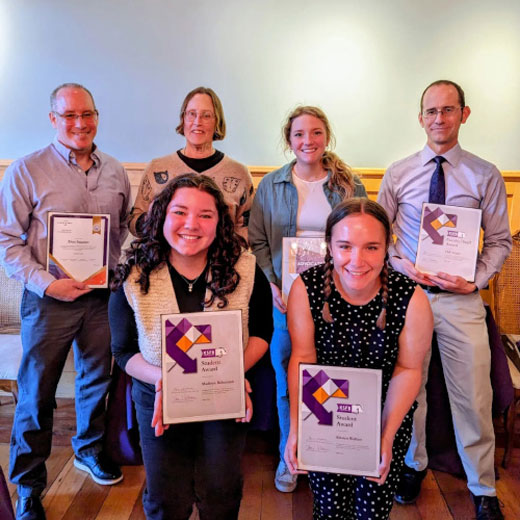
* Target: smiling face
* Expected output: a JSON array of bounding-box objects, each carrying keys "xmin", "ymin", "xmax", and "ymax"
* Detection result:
[
  {"xmin": 182, "ymin": 93, "xmax": 216, "ymax": 149},
  {"xmin": 163, "ymin": 187, "xmax": 218, "ymax": 265},
  {"xmin": 419, "ymin": 83, "xmax": 470, "ymax": 154},
  {"xmin": 49, "ymin": 86, "xmax": 98, "ymax": 154},
  {"xmin": 289, "ymin": 114, "xmax": 329, "ymax": 167},
  {"xmin": 329, "ymin": 213, "xmax": 387, "ymax": 301}
]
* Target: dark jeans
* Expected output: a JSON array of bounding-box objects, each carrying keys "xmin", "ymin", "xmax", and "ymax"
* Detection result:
[
  {"xmin": 132, "ymin": 380, "xmax": 247, "ymax": 520},
  {"xmin": 9, "ymin": 289, "xmax": 111, "ymax": 497}
]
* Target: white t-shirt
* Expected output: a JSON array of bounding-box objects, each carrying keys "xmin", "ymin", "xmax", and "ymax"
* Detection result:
[{"xmin": 292, "ymin": 173, "xmax": 330, "ymax": 237}]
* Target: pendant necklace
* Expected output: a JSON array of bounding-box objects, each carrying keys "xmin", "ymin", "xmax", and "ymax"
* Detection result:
[{"xmin": 178, "ymin": 271, "xmax": 204, "ymax": 293}]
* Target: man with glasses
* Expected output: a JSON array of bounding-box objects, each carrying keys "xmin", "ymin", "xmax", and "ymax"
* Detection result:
[
  {"xmin": 0, "ymin": 83, "xmax": 130, "ymax": 519},
  {"xmin": 378, "ymin": 80, "xmax": 510, "ymax": 520}
]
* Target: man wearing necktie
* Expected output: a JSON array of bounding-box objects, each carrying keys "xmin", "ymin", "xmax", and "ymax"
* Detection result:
[{"xmin": 378, "ymin": 80, "xmax": 511, "ymax": 520}]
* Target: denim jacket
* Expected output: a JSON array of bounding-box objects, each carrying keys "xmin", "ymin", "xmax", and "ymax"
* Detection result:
[{"xmin": 249, "ymin": 160, "xmax": 367, "ymax": 288}]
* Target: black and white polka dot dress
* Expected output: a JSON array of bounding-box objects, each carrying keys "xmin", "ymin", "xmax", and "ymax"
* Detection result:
[{"xmin": 300, "ymin": 266, "xmax": 417, "ymax": 520}]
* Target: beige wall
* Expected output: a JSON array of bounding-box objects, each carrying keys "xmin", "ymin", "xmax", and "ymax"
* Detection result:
[{"xmin": 1, "ymin": 1, "xmax": 519, "ymax": 169}]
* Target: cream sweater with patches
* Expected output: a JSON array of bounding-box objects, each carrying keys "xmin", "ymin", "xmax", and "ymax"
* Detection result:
[{"xmin": 129, "ymin": 153, "xmax": 253, "ymax": 238}]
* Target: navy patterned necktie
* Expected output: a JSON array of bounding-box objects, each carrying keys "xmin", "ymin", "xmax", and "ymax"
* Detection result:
[{"xmin": 428, "ymin": 156, "xmax": 446, "ymax": 204}]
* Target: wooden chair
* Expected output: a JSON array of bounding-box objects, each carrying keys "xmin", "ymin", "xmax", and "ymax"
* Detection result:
[
  {"xmin": 502, "ymin": 351, "xmax": 520, "ymax": 468},
  {"xmin": 493, "ymin": 231, "xmax": 520, "ymax": 468},
  {"xmin": 0, "ymin": 266, "xmax": 23, "ymax": 404}
]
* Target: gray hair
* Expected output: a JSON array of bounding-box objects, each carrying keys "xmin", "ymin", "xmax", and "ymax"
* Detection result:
[{"xmin": 50, "ymin": 83, "xmax": 96, "ymax": 112}]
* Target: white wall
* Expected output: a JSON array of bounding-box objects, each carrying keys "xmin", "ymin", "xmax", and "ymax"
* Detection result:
[{"xmin": 0, "ymin": 0, "xmax": 519, "ymax": 169}]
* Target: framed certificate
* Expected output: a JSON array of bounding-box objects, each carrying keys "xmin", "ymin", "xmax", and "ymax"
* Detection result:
[
  {"xmin": 282, "ymin": 237, "xmax": 327, "ymax": 303},
  {"xmin": 161, "ymin": 310, "xmax": 245, "ymax": 424},
  {"xmin": 47, "ymin": 212, "xmax": 110, "ymax": 288},
  {"xmin": 297, "ymin": 363, "xmax": 382, "ymax": 477},
  {"xmin": 415, "ymin": 203, "xmax": 482, "ymax": 282}
]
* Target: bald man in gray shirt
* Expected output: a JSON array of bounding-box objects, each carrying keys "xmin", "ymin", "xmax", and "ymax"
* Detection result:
[{"xmin": 0, "ymin": 83, "xmax": 130, "ymax": 520}]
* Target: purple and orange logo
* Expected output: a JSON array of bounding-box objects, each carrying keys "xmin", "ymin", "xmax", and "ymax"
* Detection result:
[
  {"xmin": 302, "ymin": 369, "xmax": 349, "ymax": 426},
  {"xmin": 165, "ymin": 318, "xmax": 212, "ymax": 374},
  {"xmin": 422, "ymin": 206, "xmax": 458, "ymax": 245}
]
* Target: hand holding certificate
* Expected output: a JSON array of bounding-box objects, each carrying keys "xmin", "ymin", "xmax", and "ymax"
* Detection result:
[
  {"xmin": 161, "ymin": 310, "xmax": 245, "ymax": 424},
  {"xmin": 47, "ymin": 212, "xmax": 110, "ymax": 288},
  {"xmin": 297, "ymin": 363, "xmax": 382, "ymax": 477},
  {"xmin": 282, "ymin": 237, "xmax": 327, "ymax": 303},
  {"xmin": 415, "ymin": 203, "xmax": 482, "ymax": 282}
]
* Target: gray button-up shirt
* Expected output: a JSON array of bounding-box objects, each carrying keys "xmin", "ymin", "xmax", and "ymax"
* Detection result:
[
  {"xmin": 0, "ymin": 139, "xmax": 131, "ymax": 297},
  {"xmin": 377, "ymin": 143, "xmax": 511, "ymax": 289}
]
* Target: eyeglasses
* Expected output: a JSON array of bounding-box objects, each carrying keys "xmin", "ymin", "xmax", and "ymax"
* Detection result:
[
  {"xmin": 54, "ymin": 110, "xmax": 99, "ymax": 123},
  {"xmin": 422, "ymin": 106, "xmax": 462, "ymax": 120},
  {"xmin": 184, "ymin": 110, "xmax": 215, "ymax": 122}
]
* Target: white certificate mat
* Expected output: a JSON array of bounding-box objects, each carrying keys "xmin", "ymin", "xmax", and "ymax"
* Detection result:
[
  {"xmin": 282, "ymin": 237, "xmax": 327, "ymax": 303},
  {"xmin": 47, "ymin": 212, "xmax": 110, "ymax": 288},
  {"xmin": 415, "ymin": 203, "xmax": 482, "ymax": 282},
  {"xmin": 298, "ymin": 364, "xmax": 382, "ymax": 477},
  {"xmin": 161, "ymin": 310, "xmax": 245, "ymax": 424}
]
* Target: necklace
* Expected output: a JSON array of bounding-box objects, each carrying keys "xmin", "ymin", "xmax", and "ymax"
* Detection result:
[
  {"xmin": 292, "ymin": 164, "xmax": 327, "ymax": 182},
  {"xmin": 181, "ymin": 146, "xmax": 214, "ymax": 158},
  {"xmin": 177, "ymin": 271, "xmax": 205, "ymax": 292}
]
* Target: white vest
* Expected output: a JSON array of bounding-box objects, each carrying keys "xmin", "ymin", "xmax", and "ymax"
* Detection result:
[{"xmin": 123, "ymin": 251, "xmax": 256, "ymax": 367}]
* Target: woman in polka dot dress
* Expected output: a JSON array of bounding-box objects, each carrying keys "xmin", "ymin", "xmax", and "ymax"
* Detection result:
[{"xmin": 285, "ymin": 198, "xmax": 433, "ymax": 520}]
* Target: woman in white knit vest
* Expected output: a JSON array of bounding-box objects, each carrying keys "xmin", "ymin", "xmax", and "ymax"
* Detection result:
[
  {"xmin": 109, "ymin": 174, "xmax": 273, "ymax": 520},
  {"xmin": 128, "ymin": 87, "xmax": 253, "ymax": 240}
]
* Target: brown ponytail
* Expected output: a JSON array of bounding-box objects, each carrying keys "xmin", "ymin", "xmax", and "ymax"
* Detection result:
[
  {"xmin": 376, "ymin": 259, "xmax": 389, "ymax": 330},
  {"xmin": 321, "ymin": 249, "xmax": 335, "ymax": 323}
]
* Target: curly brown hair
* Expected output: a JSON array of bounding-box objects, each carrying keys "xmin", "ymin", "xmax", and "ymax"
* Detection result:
[{"xmin": 111, "ymin": 174, "xmax": 246, "ymax": 308}]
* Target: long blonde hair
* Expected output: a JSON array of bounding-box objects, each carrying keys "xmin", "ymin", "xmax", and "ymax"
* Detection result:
[{"xmin": 283, "ymin": 105, "xmax": 356, "ymax": 199}]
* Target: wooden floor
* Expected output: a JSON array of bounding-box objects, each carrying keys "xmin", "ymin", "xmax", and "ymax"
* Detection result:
[{"xmin": 1, "ymin": 396, "xmax": 519, "ymax": 519}]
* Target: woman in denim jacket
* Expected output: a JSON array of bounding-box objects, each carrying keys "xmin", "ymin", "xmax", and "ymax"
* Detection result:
[{"xmin": 249, "ymin": 106, "xmax": 366, "ymax": 493}]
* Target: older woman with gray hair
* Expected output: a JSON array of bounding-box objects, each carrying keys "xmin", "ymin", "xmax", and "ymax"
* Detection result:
[{"xmin": 129, "ymin": 87, "xmax": 253, "ymax": 239}]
